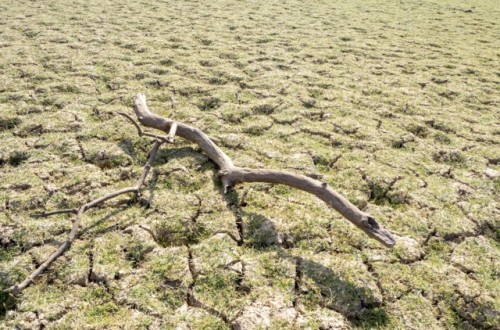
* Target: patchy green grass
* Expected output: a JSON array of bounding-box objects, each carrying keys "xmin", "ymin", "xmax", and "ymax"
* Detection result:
[{"xmin": 0, "ymin": 0, "xmax": 499, "ymax": 328}]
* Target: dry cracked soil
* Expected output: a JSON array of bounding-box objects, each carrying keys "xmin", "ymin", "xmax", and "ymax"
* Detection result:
[{"xmin": 0, "ymin": 0, "xmax": 499, "ymax": 329}]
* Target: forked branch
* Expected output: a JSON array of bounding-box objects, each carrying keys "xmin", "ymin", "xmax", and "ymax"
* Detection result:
[
  {"xmin": 7, "ymin": 136, "xmax": 170, "ymax": 296},
  {"xmin": 133, "ymin": 93, "xmax": 395, "ymax": 247},
  {"xmin": 5, "ymin": 93, "xmax": 395, "ymax": 296}
]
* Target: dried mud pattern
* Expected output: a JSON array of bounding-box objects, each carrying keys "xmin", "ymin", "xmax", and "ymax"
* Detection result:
[{"xmin": 1, "ymin": 0, "xmax": 499, "ymax": 329}]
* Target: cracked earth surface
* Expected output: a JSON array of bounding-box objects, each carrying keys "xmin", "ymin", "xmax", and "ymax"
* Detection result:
[{"xmin": 1, "ymin": 0, "xmax": 499, "ymax": 329}]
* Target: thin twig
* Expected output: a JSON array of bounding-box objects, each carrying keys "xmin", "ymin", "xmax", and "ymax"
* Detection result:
[
  {"xmin": 119, "ymin": 112, "xmax": 143, "ymax": 136},
  {"xmin": 7, "ymin": 140, "xmax": 165, "ymax": 296},
  {"xmin": 32, "ymin": 209, "xmax": 78, "ymax": 218},
  {"xmin": 119, "ymin": 112, "xmax": 173, "ymax": 144},
  {"xmin": 138, "ymin": 225, "xmax": 158, "ymax": 243}
]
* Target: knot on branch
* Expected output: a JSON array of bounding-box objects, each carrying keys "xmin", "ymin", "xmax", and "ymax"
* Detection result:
[
  {"xmin": 363, "ymin": 216, "xmax": 380, "ymax": 230},
  {"xmin": 361, "ymin": 215, "xmax": 396, "ymax": 247}
]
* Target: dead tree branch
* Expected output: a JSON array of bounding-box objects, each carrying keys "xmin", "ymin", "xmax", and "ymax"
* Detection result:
[
  {"xmin": 7, "ymin": 126, "xmax": 173, "ymax": 296},
  {"xmin": 6, "ymin": 93, "xmax": 395, "ymax": 296},
  {"xmin": 132, "ymin": 93, "xmax": 395, "ymax": 247}
]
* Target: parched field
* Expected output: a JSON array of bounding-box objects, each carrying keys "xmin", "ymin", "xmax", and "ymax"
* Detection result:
[{"xmin": 1, "ymin": 0, "xmax": 499, "ymax": 329}]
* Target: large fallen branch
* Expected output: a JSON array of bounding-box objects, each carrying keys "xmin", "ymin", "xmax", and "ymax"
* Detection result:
[
  {"xmin": 5, "ymin": 93, "xmax": 395, "ymax": 296},
  {"xmin": 133, "ymin": 93, "xmax": 395, "ymax": 247}
]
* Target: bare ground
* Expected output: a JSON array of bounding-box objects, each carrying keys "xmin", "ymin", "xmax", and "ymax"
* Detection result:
[{"xmin": 0, "ymin": 0, "xmax": 499, "ymax": 329}]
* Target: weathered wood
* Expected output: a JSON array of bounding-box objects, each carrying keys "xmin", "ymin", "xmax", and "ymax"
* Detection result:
[
  {"xmin": 7, "ymin": 140, "xmax": 166, "ymax": 296},
  {"xmin": 133, "ymin": 93, "xmax": 234, "ymax": 171},
  {"xmin": 133, "ymin": 93, "xmax": 396, "ymax": 247},
  {"xmin": 167, "ymin": 123, "xmax": 178, "ymax": 142}
]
